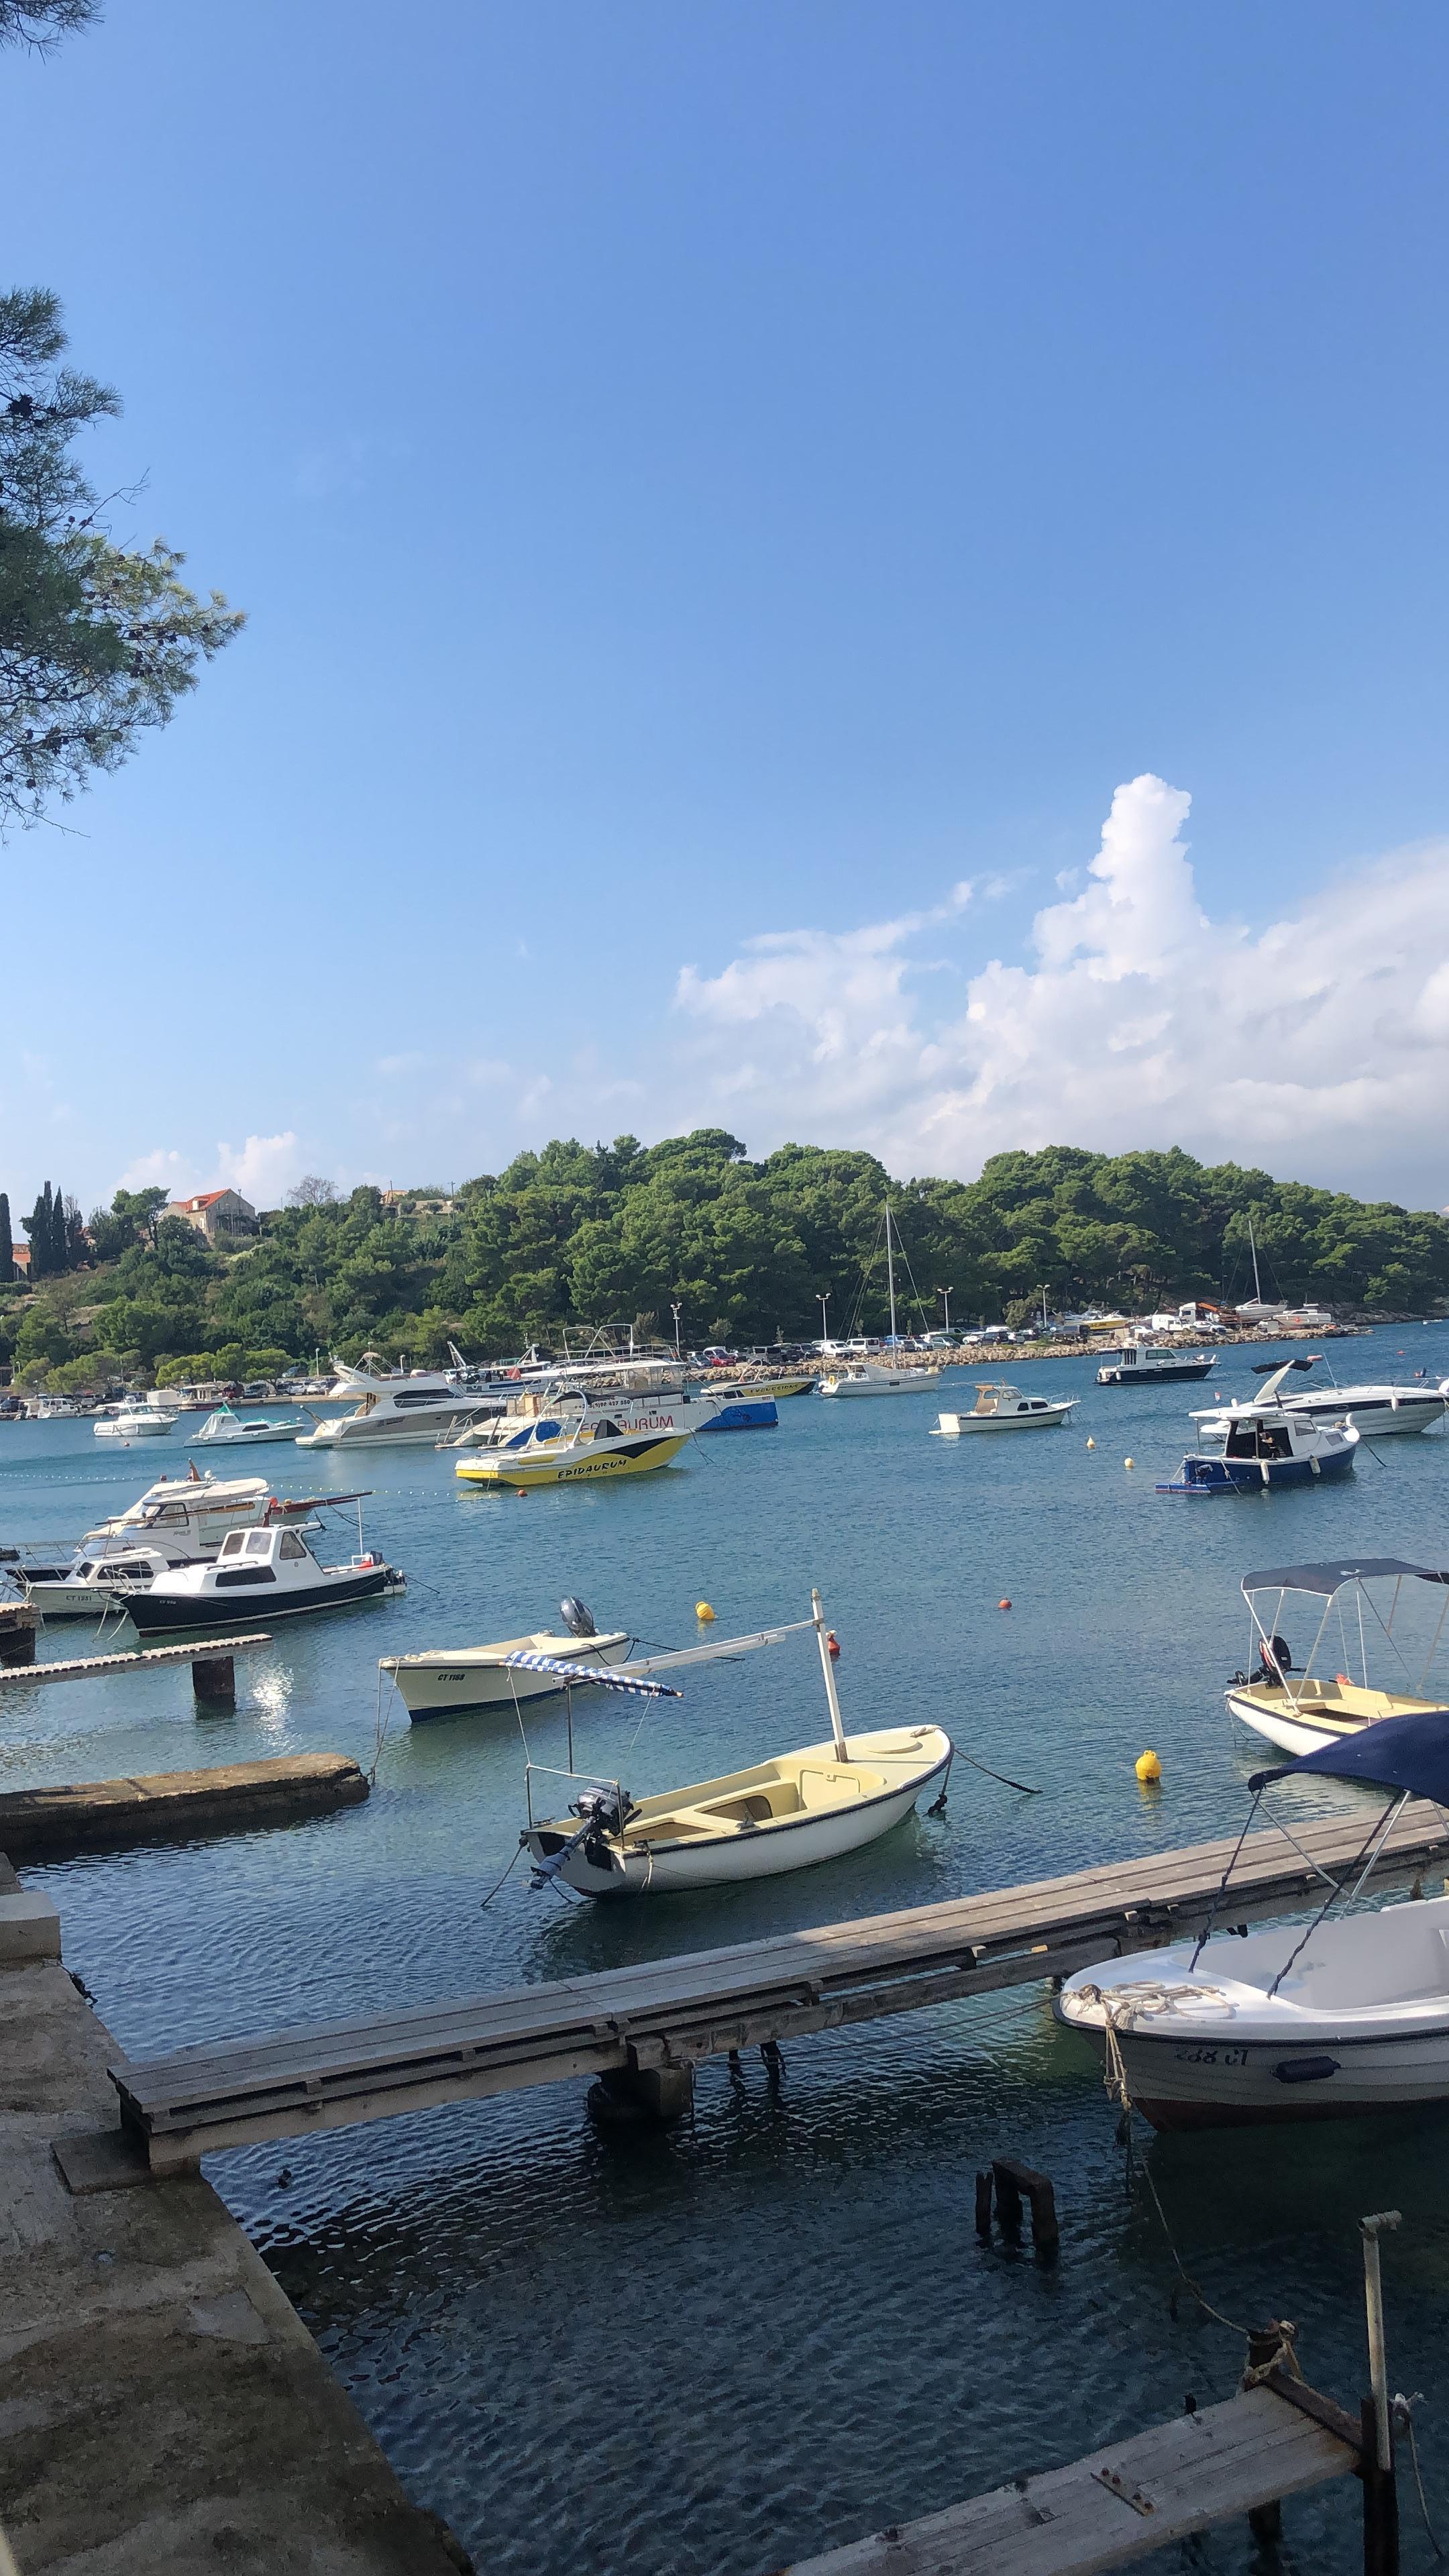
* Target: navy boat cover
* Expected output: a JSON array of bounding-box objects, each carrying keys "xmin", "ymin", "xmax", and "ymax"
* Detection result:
[
  {"xmin": 1250, "ymin": 1707, "xmax": 1449, "ymax": 1801},
  {"xmin": 1242, "ymin": 1559, "xmax": 1449, "ymax": 1597}
]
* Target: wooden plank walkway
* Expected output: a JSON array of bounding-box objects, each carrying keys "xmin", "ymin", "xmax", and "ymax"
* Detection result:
[
  {"xmin": 106, "ymin": 1800, "xmax": 1449, "ymax": 2174},
  {"xmin": 782, "ymin": 2377, "xmax": 1360, "ymax": 2575},
  {"xmin": 0, "ymin": 1633, "xmax": 272, "ymax": 1686}
]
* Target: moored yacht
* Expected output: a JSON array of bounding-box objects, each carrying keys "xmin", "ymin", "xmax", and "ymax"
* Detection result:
[
  {"xmin": 1097, "ymin": 1338, "xmax": 1216, "ymax": 1385},
  {"xmin": 294, "ymin": 1359, "xmax": 502, "ymax": 1448},
  {"xmin": 1194, "ymin": 1356, "xmax": 1449, "ymax": 1442},
  {"xmin": 121, "ymin": 1519, "xmax": 405, "ymax": 1633},
  {"xmin": 1159, "ymin": 1408, "xmax": 1358, "ymax": 1494}
]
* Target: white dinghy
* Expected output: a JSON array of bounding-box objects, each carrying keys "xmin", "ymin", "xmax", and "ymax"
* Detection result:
[
  {"xmin": 520, "ymin": 1591, "xmax": 952, "ymax": 1897},
  {"xmin": 1057, "ymin": 1711, "xmax": 1449, "ymax": 2129}
]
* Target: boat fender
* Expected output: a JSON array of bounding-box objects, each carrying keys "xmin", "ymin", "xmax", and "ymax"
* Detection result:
[
  {"xmin": 1272, "ymin": 2057, "xmax": 1340, "ymax": 2084},
  {"xmin": 1309, "ymin": 1457, "xmax": 1321, "ymax": 1476}
]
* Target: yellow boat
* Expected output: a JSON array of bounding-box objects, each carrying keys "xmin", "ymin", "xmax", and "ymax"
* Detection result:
[{"xmin": 455, "ymin": 1413, "xmax": 690, "ymax": 1489}]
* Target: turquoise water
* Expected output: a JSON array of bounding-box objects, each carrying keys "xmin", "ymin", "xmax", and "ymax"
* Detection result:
[{"xmin": 5, "ymin": 1329, "xmax": 1449, "ymax": 2571}]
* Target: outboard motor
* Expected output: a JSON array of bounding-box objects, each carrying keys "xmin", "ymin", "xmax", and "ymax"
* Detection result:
[
  {"xmin": 559, "ymin": 1596, "xmax": 597, "ymax": 1638},
  {"xmin": 573, "ymin": 1782, "xmax": 634, "ymax": 1871}
]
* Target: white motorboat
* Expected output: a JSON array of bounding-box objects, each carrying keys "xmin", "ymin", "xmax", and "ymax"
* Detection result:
[
  {"xmin": 1057, "ymin": 1711, "xmax": 1449, "ymax": 2127},
  {"xmin": 23, "ymin": 1541, "xmax": 205, "ymax": 1620},
  {"xmin": 382, "ymin": 1604, "xmax": 632, "ymax": 1719},
  {"xmin": 934, "ymin": 1381, "xmax": 1078, "ymax": 1434},
  {"xmin": 192, "ymin": 1405, "xmax": 307, "ymax": 1446},
  {"xmin": 445, "ymin": 1379, "xmax": 723, "ymax": 1453},
  {"xmin": 94, "ymin": 1399, "xmax": 178, "ymax": 1440},
  {"xmin": 119, "ymin": 1514, "xmax": 405, "ymax": 1633},
  {"xmin": 521, "ymin": 1591, "xmax": 952, "ymax": 1896},
  {"xmin": 1224, "ymin": 1557, "xmax": 1449, "ymax": 1757},
  {"xmin": 1157, "ymin": 1409, "xmax": 1358, "ymax": 1494},
  {"xmin": 1096, "ymin": 1338, "xmax": 1216, "ymax": 1385},
  {"xmin": 1195, "ymin": 1356, "xmax": 1449, "ymax": 1442},
  {"xmin": 294, "ymin": 1359, "xmax": 502, "ymax": 1449},
  {"xmin": 67, "ymin": 1469, "xmax": 358, "ymax": 1565}
]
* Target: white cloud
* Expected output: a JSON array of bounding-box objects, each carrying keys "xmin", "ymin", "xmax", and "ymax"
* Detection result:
[
  {"xmin": 118, "ymin": 1146, "xmax": 195, "ymax": 1195},
  {"xmin": 216, "ymin": 1132, "xmax": 302, "ymax": 1204},
  {"xmin": 674, "ymin": 775, "xmax": 1449, "ymax": 1199}
]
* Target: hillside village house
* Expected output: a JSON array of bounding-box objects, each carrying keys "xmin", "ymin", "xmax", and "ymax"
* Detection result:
[{"xmin": 166, "ymin": 1188, "xmax": 259, "ymax": 1245}]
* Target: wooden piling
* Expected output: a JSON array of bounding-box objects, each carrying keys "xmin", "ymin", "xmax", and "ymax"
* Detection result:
[
  {"xmin": 1359, "ymin": 2394, "xmax": 1399, "ymax": 2576},
  {"xmin": 0, "ymin": 1604, "xmax": 37, "ymax": 1668},
  {"xmin": 991, "ymin": 2156, "xmax": 1059, "ymax": 2253},
  {"xmin": 974, "ymin": 2170, "xmax": 993, "ymax": 2237},
  {"xmin": 191, "ymin": 1654, "xmax": 236, "ymax": 1711}
]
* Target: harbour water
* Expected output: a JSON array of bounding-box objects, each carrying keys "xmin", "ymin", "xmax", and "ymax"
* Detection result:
[{"xmin": 5, "ymin": 1326, "xmax": 1449, "ymax": 2571}]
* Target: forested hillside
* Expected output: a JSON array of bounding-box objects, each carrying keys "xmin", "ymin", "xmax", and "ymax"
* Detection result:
[{"xmin": 3, "ymin": 1132, "xmax": 1446, "ymax": 1389}]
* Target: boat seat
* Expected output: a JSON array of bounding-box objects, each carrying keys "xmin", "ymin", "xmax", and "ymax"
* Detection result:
[{"xmin": 798, "ymin": 1766, "xmax": 867, "ymax": 1807}]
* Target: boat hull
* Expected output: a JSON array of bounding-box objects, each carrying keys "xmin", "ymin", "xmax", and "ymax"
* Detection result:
[
  {"xmin": 385, "ymin": 1632, "xmax": 631, "ymax": 1717},
  {"xmin": 455, "ymin": 1432, "xmax": 688, "ymax": 1488},
  {"xmin": 527, "ymin": 1728, "xmax": 952, "ymax": 1896},
  {"xmin": 697, "ymin": 1398, "xmax": 778, "ymax": 1431},
  {"xmin": 1063, "ymin": 2017, "xmax": 1449, "ymax": 2129},
  {"xmin": 935, "ymin": 1407, "xmax": 1074, "ymax": 1433},
  {"xmin": 122, "ymin": 1566, "xmax": 394, "ymax": 1632},
  {"xmin": 1158, "ymin": 1445, "xmax": 1356, "ymax": 1494},
  {"xmin": 94, "ymin": 1419, "xmax": 173, "ymax": 1439},
  {"xmin": 1097, "ymin": 1358, "xmax": 1215, "ymax": 1384}
]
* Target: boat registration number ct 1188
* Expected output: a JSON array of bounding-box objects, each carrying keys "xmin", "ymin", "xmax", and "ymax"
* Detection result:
[{"xmin": 1173, "ymin": 2044, "xmax": 1249, "ymax": 2068}]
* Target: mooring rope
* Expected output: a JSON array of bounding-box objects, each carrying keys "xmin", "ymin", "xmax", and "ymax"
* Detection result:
[{"xmin": 1394, "ymin": 2394, "xmax": 1446, "ymax": 2559}]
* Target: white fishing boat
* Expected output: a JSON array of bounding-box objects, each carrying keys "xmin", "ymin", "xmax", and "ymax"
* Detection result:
[
  {"xmin": 1057, "ymin": 1711, "xmax": 1449, "ymax": 2127},
  {"xmin": 934, "ymin": 1382, "xmax": 1078, "ymax": 1434},
  {"xmin": 1095, "ymin": 1338, "xmax": 1216, "ymax": 1386},
  {"xmin": 382, "ymin": 1599, "xmax": 632, "ymax": 1719},
  {"xmin": 78, "ymin": 1468, "xmax": 276, "ymax": 1555},
  {"xmin": 192, "ymin": 1405, "xmax": 307, "ymax": 1446},
  {"xmin": 1224, "ymin": 1558, "xmax": 1449, "ymax": 1756},
  {"xmin": 94, "ymin": 1399, "xmax": 178, "ymax": 1440},
  {"xmin": 521, "ymin": 1591, "xmax": 952, "ymax": 1896},
  {"xmin": 295, "ymin": 1358, "xmax": 502, "ymax": 1449},
  {"xmin": 1195, "ymin": 1356, "xmax": 1449, "ymax": 1442},
  {"xmin": 120, "ymin": 1511, "xmax": 404, "ymax": 1634},
  {"xmin": 23, "ymin": 1542, "xmax": 205, "ymax": 1620},
  {"xmin": 1157, "ymin": 1408, "xmax": 1358, "ymax": 1494}
]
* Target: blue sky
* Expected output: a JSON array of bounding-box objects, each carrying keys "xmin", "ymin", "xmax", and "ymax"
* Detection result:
[{"xmin": 7, "ymin": 2, "xmax": 1449, "ymax": 1211}]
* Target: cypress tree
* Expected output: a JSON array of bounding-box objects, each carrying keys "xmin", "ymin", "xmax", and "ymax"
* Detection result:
[
  {"xmin": 0, "ymin": 1193, "xmax": 11, "ymax": 1285},
  {"xmin": 24, "ymin": 1186, "xmax": 52, "ymax": 1280}
]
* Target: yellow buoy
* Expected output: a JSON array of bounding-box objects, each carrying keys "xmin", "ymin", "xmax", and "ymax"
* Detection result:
[
  {"xmin": 695, "ymin": 1601, "xmax": 716, "ymax": 1622},
  {"xmin": 1135, "ymin": 1750, "xmax": 1162, "ymax": 1783},
  {"xmin": 1124, "ymin": 1457, "xmax": 1134, "ymax": 1470}
]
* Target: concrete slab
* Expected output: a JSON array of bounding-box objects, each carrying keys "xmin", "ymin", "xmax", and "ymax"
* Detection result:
[
  {"xmin": 0, "ymin": 1949, "xmax": 472, "ymax": 2574},
  {"xmin": 0, "ymin": 1889, "xmax": 60, "ymax": 1966}
]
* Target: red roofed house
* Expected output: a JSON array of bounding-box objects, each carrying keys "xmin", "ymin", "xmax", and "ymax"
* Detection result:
[{"xmin": 166, "ymin": 1188, "xmax": 259, "ymax": 1246}]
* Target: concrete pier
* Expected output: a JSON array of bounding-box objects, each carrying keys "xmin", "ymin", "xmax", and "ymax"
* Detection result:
[
  {"xmin": 0, "ymin": 1925, "xmax": 470, "ymax": 2574},
  {"xmin": 0, "ymin": 1753, "xmax": 368, "ymax": 1862}
]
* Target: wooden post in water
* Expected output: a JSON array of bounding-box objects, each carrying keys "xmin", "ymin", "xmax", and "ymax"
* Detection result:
[
  {"xmin": 1244, "ymin": 2324, "xmax": 1289, "ymax": 2541},
  {"xmin": 191, "ymin": 1654, "xmax": 236, "ymax": 1712},
  {"xmin": 0, "ymin": 1605, "xmax": 37, "ymax": 1668},
  {"xmin": 1360, "ymin": 2212, "xmax": 1401, "ymax": 2576}
]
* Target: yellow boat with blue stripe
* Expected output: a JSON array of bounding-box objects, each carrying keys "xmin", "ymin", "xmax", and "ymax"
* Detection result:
[{"xmin": 454, "ymin": 1408, "xmax": 690, "ymax": 1489}]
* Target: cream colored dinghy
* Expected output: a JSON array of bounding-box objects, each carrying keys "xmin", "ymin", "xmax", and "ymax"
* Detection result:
[
  {"xmin": 1225, "ymin": 1558, "xmax": 1449, "ymax": 1758},
  {"xmin": 1057, "ymin": 1711, "xmax": 1449, "ymax": 2128},
  {"xmin": 521, "ymin": 1591, "xmax": 952, "ymax": 1896},
  {"xmin": 382, "ymin": 1602, "xmax": 631, "ymax": 1720},
  {"xmin": 934, "ymin": 1381, "xmax": 1077, "ymax": 1434}
]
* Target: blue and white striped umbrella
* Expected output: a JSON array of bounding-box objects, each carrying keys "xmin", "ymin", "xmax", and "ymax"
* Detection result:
[{"xmin": 501, "ymin": 1650, "xmax": 681, "ymax": 1698}]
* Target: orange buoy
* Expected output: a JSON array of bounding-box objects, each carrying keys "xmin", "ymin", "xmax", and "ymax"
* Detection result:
[
  {"xmin": 826, "ymin": 1630, "xmax": 841, "ymax": 1659},
  {"xmin": 998, "ymin": 1597, "xmax": 1012, "ymax": 1611}
]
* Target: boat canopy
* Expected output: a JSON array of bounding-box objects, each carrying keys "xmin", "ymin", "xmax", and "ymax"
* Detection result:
[
  {"xmin": 1250, "ymin": 1707, "xmax": 1449, "ymax": 1801},
  {"xmin": 1241, "ymin": 1559, "xmax": 1449, "ymax": 1599},
  {"xmin": 500, "ymin": 1650, "xmax": 680, "ymax": 1699}
]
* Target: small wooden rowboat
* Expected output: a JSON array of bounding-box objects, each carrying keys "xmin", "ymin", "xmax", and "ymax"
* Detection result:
[{"xmin": 521, "ymin": 1592, "xmax": 952, "ymax": 1897}]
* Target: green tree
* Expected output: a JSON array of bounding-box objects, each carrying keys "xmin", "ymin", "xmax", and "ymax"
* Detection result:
[
  {"xmin": 0, "ymin": 2, "xmax": 101, "ymax": 48},
  {"xmin": 0, "ymin": 289, "xmax": 244, "ymax": 835}
]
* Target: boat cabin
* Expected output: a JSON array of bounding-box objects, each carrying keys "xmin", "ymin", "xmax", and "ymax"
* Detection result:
[{"xmin": 210, "ymin": 1525, "xmax": 318, "ymax": 1587}]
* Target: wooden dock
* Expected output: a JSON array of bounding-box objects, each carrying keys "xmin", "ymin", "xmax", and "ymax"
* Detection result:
[
  {"xmin": 101, "ymin": 1800, "xmax": 1449, "ymax": 2176},
  {"xmin": 0, "ymin": 1632, "xmax": 272, "ymax": 1686},
  {"xmin": 782, "ymin": 2371, "xmax": 1362, "ymax": 2575}
]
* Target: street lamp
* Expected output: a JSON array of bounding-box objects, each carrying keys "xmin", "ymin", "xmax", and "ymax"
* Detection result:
[
  {"xmin": 671, "ymin": 1301, "xmax": 682, "ymax": 1358},
  {"xmin": 936, "ymin": 1285, "xmax": 955, "ymax": 1338},
  {"xmin": 817, "ymin": 1291, "xmax": 831, "ymax": 1346}
]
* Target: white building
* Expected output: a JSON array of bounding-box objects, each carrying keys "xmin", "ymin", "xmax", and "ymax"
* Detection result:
[{"xmin": 166, "ymin": 1188, "xmax": 259, "ymax": 1246}]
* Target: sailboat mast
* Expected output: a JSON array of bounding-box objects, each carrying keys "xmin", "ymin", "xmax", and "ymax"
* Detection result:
[
  {"xmin": 885, "ymin": 1204, "xmax": 897, "ymax": 1344},
  {"xmin": 812, "ymin": 1587, "xmax": 849, "ymax": 1762},
  {"xmin": 1248, "ymin": 1214, "xmax": 1263, "ymax": 1304}
]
